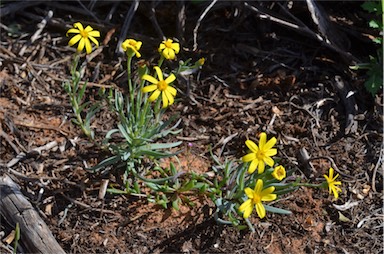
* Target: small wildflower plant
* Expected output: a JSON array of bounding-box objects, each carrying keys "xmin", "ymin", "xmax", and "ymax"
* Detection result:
[
  {"xmin": 62, "ymin": 22, "xmax": 342, "ymax": 232},
  {"xmin": 208, "ymin": 132, "xmax": 343, "ymax": 231}
]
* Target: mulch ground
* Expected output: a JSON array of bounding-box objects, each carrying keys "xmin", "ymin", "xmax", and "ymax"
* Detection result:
[{"xmin": 0, "ymin": 1, "xmax": 383, "ymax": 253}]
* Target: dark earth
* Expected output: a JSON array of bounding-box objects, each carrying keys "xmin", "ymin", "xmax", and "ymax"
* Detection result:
[{"xmin": 0, "ymin": 1, "xmax": 383, "ymax": 253}]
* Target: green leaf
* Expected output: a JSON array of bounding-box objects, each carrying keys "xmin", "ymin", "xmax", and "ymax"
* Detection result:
[
  {"xmin": 369, "ymin": 20, "xmax": 380, "ymax": 28},
  {"xmin": 138, "ymin": 148, "xmax": 182, "ymax": 158},
  {"xmin": 78, "ymin": 82, "xmax": 88, "ymax": 100},
  {"xmin": 143, "ymin": 141, "xmax": 182, "ymax": 150},
  {"xmin": 85, "ymin": 103, "xmax": 101, "ymax": 124},
  {"xmin": 87, "ymin": 155, "xmax": 120, "ymax": 172},
  {"xmin": 117, "ymin": 123, "xmax": 133, "ymax": 143},
  {"xmin": 13, "ymin": 222, "xmax": 20, "ymax": 254},
  {"xmin": 145, "ymin": 182, "xmax": 161, "ymax": 191},
  {"xmin": 179, "ymin": 180, "xmax": 196, "ymax": 192},
  {"xmin": 273, "ymin": 187, "xmax": 299, "ymax": 195},
  {"xmin": 107, "ymin": 188, "xmax": 128, "ymax": 194},
  {"xmin": 361, "ymin": 1, "xmax": 381, "ymax": 13},
  {"xmin": 105, "ymin": 129, "xmax": 120, "ymax": 140},
  {"xmin": 365, "ymin": 63, "xmax": 383, "ymax": 95},
  {"xmin": 172, "ymin": 197, "xmax": 181, "ymax": 210},
  {"xmin": 264, "ymin": 204, "xmax": 292, "ymax": 215}
]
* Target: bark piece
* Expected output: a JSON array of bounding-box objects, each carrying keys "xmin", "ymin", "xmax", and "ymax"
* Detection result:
[
  {"xmin": 0, "ymin": 174, "xmax": 65, "ymax": 254},
  {"xmin": 333, "ymin": 76, "xmax": 358, "ymax": 134}
]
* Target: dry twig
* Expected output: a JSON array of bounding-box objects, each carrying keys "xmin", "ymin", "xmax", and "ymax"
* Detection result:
[{"xmin": 193, "ymin": 0, "xmax": 218, "ymax": 51}]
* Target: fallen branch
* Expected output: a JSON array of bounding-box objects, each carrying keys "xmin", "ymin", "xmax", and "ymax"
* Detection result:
[
  {"xmin": 244, "ymin": 1, "xmax": 357, "ymax": 63},
  {"xmin": 0, "ymin": 174, "xmax": 65, "ymax": 253}
]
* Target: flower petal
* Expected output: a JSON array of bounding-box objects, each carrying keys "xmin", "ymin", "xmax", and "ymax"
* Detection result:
[
  {"xmin": 165, "ymin": 74, "xmax": 176, "ymax": 84},
  {"xmin": 248, "ymin": 159, "xmax": 258, "ymax": 174},
  {"xmin": 255, "ymin": 202, "xmax": 266, "ymax": 218},
  {"xmin": 66, "ymin": 28, "xmax": 80, "ymax": 36},
  {"xmin": 261, "ymin": 186, "xmax": 275, "ymax": 195},
  {"xmin": 331, "ymin": 187, "xmax": 339, "ymax": 199},
  {"xmin": 84, "ymin": 38, "xmax": 92, "ymax": 54},
  {"xmin": 172, "ymin": 42, "xmax": 180, "ymax": 53},
  {"xmin": 162, "ymin": 90, "xmax": 169, "ymax": 108},
  {"xmin": 88, "ymin": 30, "xmax": 100, "ymax": 37},
  {"xmin": 84, "ymin": 25, "xmax": 93, "ymax": 32},
  {"xmin": 135, "ymin": 50, "xmax": 141, "ymax": 58},
  {"xmin": 244, "ymin": 187, "xmax": 254, "ymax": 199},
  {"xmin": 329, "ymin": 167, "xmax": 334, "ymax": 179},
  {"xmin": 163, "ymin": 48, "xmax": 175, "ymax": 59},
  {"xmin": 142, "ymin": 85, "xmax": 158, "ymax": 93},
  {"xmin": 154, "ymin": 66, "xmax": 163, "ymax": 81},
  {"xmin": 254, "ymin": 179, "xmax": 263, "ymax": 193},
  {"xmin": 245, "ymin": 140, "xmax": 258, "ymax": 153},
  {"xmin": 77, "ymin": 38, "xmax": 85, "ymax": 52},
  {"xmin": 136, "ymin": 41, "xmax": 142, "ymax": 50},
  {"xmin": 74, "ymin": 22, "xmax": 84, "ymax": 31},
  {"xmin": 88, "ymin": 36, "xmax": 99, "ymax": 47},
  {"xmin": 333, "ymin": 181, "xmax": 341, "ymax": 186},
  {"xmin": 158, "ymin": 43, "xmax": 166, "ymax": 51},
  {"xmin": 68, "ymin": 34, "xmax": 82, "ymax": 46},
  {"xmin": 261, "ymin": 193, "xmax": 277, "ymax": 202},
  {"xmin": 167, "ymin": 86, "xmax": 177, "ymax": 96},
  {"xmin": 148, "ymin": 89, "xmax": 161, "ymax": 102},
  {"xmin": 239, "ymin": 199, "xmax": 253, "ymax": 219},
  {"xmin": 259, "ymin": 133, "xmax": 267, "ymax": 148},
  {"xmin": 264, "ymin": 156, "xmax": 275, "ymax": 167},
  {"xmin": 142, "ymin": 75, "xmax": 159, "ymax": 85},
  {"xmin": 242, "ymin": 153, "xmax": 256, "ymax": 162},
  {"xmin": 164, "ymin": 90, "xmax": 174, "ymax": 106},
  {"xmin": 261, "ymin": 187, "xmax": 276, "ymax": 200},
  {"xmin": 265, "ymin": 148, "xmax": 277, "ymax": 157},
  {"xmin": 258, "ymin": 161, "xmax": 265, "ymax": 174},
  {"xmin": 264, "ymin": 137, "xmax": 277, "ymax": 150}
]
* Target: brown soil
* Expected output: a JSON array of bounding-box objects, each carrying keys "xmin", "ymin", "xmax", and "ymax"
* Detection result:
[{"xmin": 0, "ymin": 1, "xmax": 383, "ymax": 254}]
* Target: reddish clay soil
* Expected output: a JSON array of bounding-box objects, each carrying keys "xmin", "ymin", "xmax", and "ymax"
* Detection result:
[{"xmin": 0, "ymin": 1, "xmax": 383, "ymax": 253}]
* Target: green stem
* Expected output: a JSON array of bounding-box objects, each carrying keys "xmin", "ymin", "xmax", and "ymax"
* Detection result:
[
  {"xmin": 126, "ymin": 55, "xmax": 134, "ymax": 105},
  {"xmin": 139, "ymin": 99, "xmax": 150, "ymax": 127},
  {"xmin": 293, "ymin": 182, "xmax": 322, "ymax": 188},
  {"xmin": 157, "ymin": 55, "xmax": 165, "ymax": 70}
]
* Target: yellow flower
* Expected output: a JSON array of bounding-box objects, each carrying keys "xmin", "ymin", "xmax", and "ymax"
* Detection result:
[
  {"xmin": 324, "ymin": 167, "xmax": 342, "ymax": 199},
  {"xmin": 142, "ymin": 66, "xmax": 177, "ymax": 108},
  {"xmin": 197, "ymin": 58, "xmax": 205, "ymax": 66},
  {"xmin": 239, "ymin": 179, "xmax": 277, "ymax": 219},
  {"xmin": 242, "ymin": 133, "xmax": 277, "ymax": 174},
  {"xmin": 66, "ymin": 22, "xmax": 100, "ymax": 54},
  {"xmin": 122, "ymin": 39, "xmax": 142, "ymax": 58},
  {"xmin": 158, "ymin": 38, "xmax": 180, "ymax": 60},
  {"xmin": 272, "ymin": 165, "xmax": 286, "ymax": 181}
]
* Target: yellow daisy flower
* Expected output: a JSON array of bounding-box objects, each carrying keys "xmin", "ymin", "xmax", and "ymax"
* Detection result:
[
  {"xmin": 272, "ymin": 165, "xmax": 286, "ymax": 181},
  {"xmin": 158, "ymin": 38, "xmax": 180, "ymax": 60},
  {"xmin": 122, "ymin": 39, "xmax": 142, "ymax": 58},
  {"xmin": 142, "ymin": 66, "xmax": 177, "ymax": 108},
  {"xmin": 66, "ymin": 22, "xmax": 100, "ymax": 54},
  {"xmin": 242, "ymin": 133, "xmax": 277, "ymax": 174},
  {"xmin": 197, "ymin": 58, "xmax": 205, "ymax": 66},
  {"xmin": 324, "ymin": 167, "xmax": 342, "ymax": 199},
  {"xmin": 239, "ymin": 179, "xmax": 277, "ymax": 219}
]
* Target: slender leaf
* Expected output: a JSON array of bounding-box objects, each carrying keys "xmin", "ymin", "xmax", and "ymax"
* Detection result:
[{"xmin": 264, "ymin": 204, "xmax": 292, "ymax": 215}]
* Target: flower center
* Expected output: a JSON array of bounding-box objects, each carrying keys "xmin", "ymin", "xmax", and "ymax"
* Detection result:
[
  {"xmin": 157, "ymin": 80, "xmax": 168, "ymax": 91},
  {"xmin": 256, "ymin": 150, "xmax": 265, "ymax": 160},
  {"xmin": 165, "ymin": 40, "xmax": 173, "ymax": 48},
  {"xmin": 80, "ymin": 30, "xmax": 88, "ymax": 38},
  {"xmin": 252, "ymin": 193, "xmax": 261, "ymax": 204}
]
